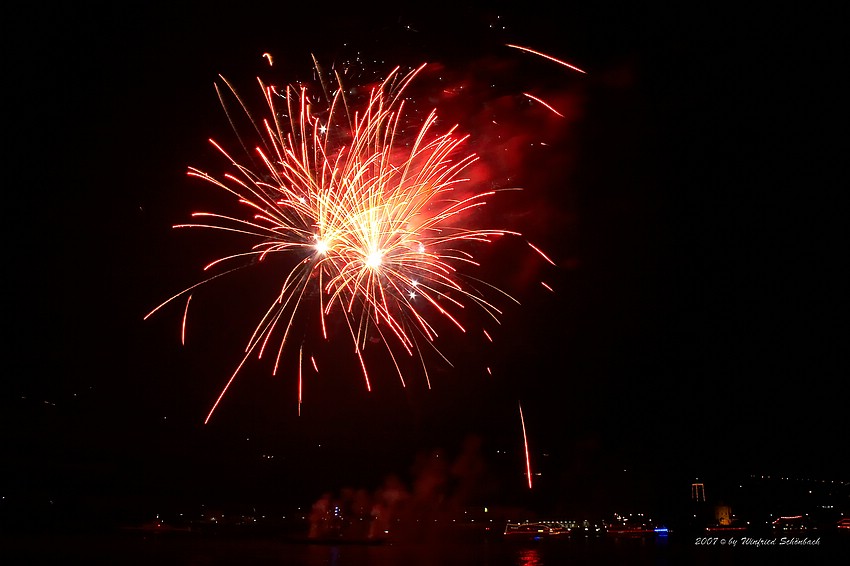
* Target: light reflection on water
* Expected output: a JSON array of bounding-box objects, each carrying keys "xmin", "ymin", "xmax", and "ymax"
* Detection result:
[
  {"xmin": 515, "ymin": 547, "xmax": 543, "ymax": 566},
  {"xmin": 3, "ymin": 534, "xmax": 848, "ymax": 565},
  {"xmin": 2, "ymin": 536, "xmax": 660, "ymax": 566}
]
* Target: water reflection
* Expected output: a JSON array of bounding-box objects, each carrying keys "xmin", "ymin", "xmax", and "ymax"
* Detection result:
[
  {"xmin": 329, "ymin": 545, "xmax": 340, "ymax": 566},
  {"xmin": 8, "ymin": 532, "xmax": 845, "ymax": 566},
  {"xmin": 515, "ymin": 547, "xmax": 543, "ymax": 566}
]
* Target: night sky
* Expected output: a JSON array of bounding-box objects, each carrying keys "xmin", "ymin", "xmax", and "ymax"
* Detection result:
[{"xmin": 4, "ymin": 2, "xmax": 846, "ymax": 526}]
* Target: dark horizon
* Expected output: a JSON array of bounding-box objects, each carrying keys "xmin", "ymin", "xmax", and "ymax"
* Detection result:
[{"xmin": 4, "ymin": 2, "xmax": 846, "ymax": 536}]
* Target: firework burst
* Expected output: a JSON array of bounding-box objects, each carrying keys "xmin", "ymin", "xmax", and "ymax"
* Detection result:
[{"xmin": 146, "ymin": 62, "xmax": 530, "ymax": 422}]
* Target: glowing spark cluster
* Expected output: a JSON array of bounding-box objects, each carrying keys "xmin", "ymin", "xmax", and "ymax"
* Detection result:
[{"xmin": 147, "ymin": 64, "xmax": 523, "ymax": 422}]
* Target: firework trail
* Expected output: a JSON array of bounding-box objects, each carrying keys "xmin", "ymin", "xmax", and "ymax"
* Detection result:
[
  {"xmin": 506, "ymin": 44, "xmax": 586, "ymax": 74},
  {"xmin": 522, "ymin": 93, "xmax": 565, "ymax": 118},
  {"xmin": 146, "ymin": 63, "xmax": 528, "ymax": 423},
  {"xmin": 519, "ymin": 401, "xmax": 533, "ymax": 489}
]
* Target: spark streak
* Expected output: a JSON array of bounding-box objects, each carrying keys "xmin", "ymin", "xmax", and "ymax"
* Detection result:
[
  {"xmin": 522, "ymin": 93, "xmax": 564, "ymax": 117},
  {"xmin": 506, "ymin": 44, "xmax": 586, "ymax": 74},
  {"xmin": 298, "ymin": 345, "xmax": 303, "ymax": 416},
  {"xmin": 526, "ymin": 241, "xmax": 557, "ymax": 266},
  {"xmin": 519, "ymin": 401, "xmax": 533, "ymax": 489},
  {"xmin": 181, "ymin": 294, "xmax": 192, "ymax": 345}
]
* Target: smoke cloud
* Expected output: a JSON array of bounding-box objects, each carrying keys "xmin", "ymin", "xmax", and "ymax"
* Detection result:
[{"xmin": 308, "ymin": 434, "xmax": 502, "ymax": 542}]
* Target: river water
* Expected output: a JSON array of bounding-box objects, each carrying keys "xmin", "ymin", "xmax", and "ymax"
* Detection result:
[{"xmin": 2, "ymin": 532, "xmax": 847, "ymax": 565}]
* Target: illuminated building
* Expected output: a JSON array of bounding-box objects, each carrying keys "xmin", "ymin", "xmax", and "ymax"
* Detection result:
[{"xmin": 691, "ymin": 482, "xmax": 706, "ymax": 502}]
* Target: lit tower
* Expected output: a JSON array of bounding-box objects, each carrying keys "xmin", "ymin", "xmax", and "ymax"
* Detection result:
[{"xmin": 691, "ymin": 481, "xmax": 706, "ymax": 502}]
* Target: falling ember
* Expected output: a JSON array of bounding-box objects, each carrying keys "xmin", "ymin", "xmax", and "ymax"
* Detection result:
[
  {"xmin": 506, "ymin": 44, "xmax": 586, "ymax": 74},
  {"xmin": 527, "ymin": 241, "xmax": 557, "ymax": 266},
  {"xmin": 181, "ymin": 294, "xmax": 192, "ymax": 345},
  {"xmin": 522, "ymin": 93, "xmax": 565, "ymax": 118},
  {"xmin": 298, "ymin": 345, "xmax": 303, "ymax": 416},
  {"xmin": 519, "ymin": 401, "xmax": 533, "ymax": 489},
  {"xmin": 541, "ymin": 281, "xmax": 554, "ymax": 292},
  {"xmin": 262, "ymin": 52, "xmax": 273, "ymax": 66}
]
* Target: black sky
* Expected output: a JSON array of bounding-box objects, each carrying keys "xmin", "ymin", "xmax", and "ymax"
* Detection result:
[{"xmin": 4, "ymin": 2, "xmax": 847, "ymax": 524}]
